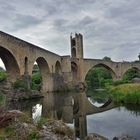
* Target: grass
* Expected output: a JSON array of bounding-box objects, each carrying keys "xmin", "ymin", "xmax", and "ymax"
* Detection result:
[
  {"xmin": 109, "ymin": 83, "xmax": 140, "ymax": 104},
  {"xmin": 36, "ymin": 117, "xmax": 48, "ymax": 129},
  {"xmin": 13, "ymin": 79, "xmax": 28, "ymax": 90},
  {"xmin": 4, "ymin": 127, "xmax": 14, "ymax": 137},
  {"xmin": 0, "ymin": 136, "xmax": 5, "ymax": 140},
  {"xmin": 27, "ymin": 131, "xmax": 39, "ymax": 140}
]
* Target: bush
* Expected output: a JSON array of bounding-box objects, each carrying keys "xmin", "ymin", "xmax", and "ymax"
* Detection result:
[
  {"xmin": 31, "ymin": 73, "xmax": 41, "ymax": 91},
  {"xmin": 27, "ymin": 131, "xmax": 39, "ymax": 140},
  {"xmin": 4, "ymin": 127, "xmax": 14, "ymax": 137},
  {"xmin": 32, "ymin": 73, "xmax": 41, "ymax": 85},
  {"xmin": 0, "ymin": 136, "xmax": 5, "ymax": 140},
  {"xmin": 36, "ymin": 117, "xmax": 48, "ymax": 129},
  {"xmin": 13, "ymin": 79, "xmax": 28, "ymax": 90},
  {"xmin": 112, "ymin": 80, "xmax": 129, "ymax": 86},
  {"xmin": 0, "ymin": 72, "xmax": 7, "ymax": 82}
]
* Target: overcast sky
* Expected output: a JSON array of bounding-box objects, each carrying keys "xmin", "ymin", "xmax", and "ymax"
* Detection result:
[{"xmin": 0, "ymin": 0, "xmax": 140, "ymax": 68}]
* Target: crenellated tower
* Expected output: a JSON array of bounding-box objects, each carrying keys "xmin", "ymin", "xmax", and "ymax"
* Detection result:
[
  {"xmin": 70, "ymin": 33, "xmax": 83, "ymax": 59},
  {"xmin": 70, "ymin": 33, "xmax": 85, "ymax": 90}
]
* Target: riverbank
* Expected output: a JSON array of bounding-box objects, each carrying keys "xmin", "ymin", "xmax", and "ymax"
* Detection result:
[
  {"xmin": 0, "ymin": 110, "xmax": 75, "ymax": 140},
  {"xmin": 108, "ymin": 83, "xmax": 140, "ymax": 104},
  {"xmin": 0, "ymin": 110, "xmax": 111, "ymax": 140}
]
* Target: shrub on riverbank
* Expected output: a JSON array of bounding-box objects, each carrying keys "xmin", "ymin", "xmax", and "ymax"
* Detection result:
[
  {"xmin": 109, "ymin": 83, "xmax": 140, "ymax": 104},
  {"xmin": 0, "ymin": 72, "xmax": 7, "ymax": 82},
  {"xmin": 112, "ymin": 79, "xmax": 129, "ymax": 86},
  {"xmin": 13, "ymin": 79, "xmax": 28, "ymax": 90}
]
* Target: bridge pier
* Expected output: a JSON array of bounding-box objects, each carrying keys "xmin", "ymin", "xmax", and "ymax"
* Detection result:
[
  {"xmin": 22, "ymin": 74, "xmax": 31, "ymax": 90},
  {"xmin": 74, "ymin": 92, "xmax": 87, "ymax": 139},
  {"xmin": 74, "ymin": 115, "xmax": 87, "ymax": 140}
]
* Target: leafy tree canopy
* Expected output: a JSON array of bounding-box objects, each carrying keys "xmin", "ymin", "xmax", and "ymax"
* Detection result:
[{"xmin": 103, "ymin": 56, "xmax": 111, "ymax": 61}]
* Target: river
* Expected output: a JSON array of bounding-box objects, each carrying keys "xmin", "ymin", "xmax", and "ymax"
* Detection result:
[{"xmin": 6, "ymin": 91, "xmax": 140, "ymax": 140}]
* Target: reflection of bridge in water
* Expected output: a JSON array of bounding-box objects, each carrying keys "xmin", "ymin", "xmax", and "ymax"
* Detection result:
[
  {"xmin": 7, "ymin": 92, "xmax": 115, "ymax": 139},
  {"xmin": 73, "ymin": 92, "xmax": 115, "ymax": 140}
]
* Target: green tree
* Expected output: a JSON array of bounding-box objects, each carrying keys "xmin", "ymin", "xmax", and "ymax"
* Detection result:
[
  {"xmin": 85, "ymin": 66, "xmax": 112, "ymax": 89},
  {"xmin": 32, "ymin": 64, "xmax": 39, "ymax": 74},
  {"xmin": 31, "ymin": 64, "xmax": 41, "ymax": 91},
  {"xmin": 103, "ymin": 56, "xmax": 111, "ymax": 61},
  {"xmin": 123, "ymin": 68, "xmax": 140, "ymax": 81}
]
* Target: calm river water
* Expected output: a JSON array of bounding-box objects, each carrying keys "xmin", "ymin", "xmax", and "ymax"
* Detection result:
[{"xmin": 7, "ymin": 91, "xmax": 140, "ymax": 140}]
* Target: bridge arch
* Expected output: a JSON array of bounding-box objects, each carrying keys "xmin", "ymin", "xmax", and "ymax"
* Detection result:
[
  {"xmin": 0, "ymin": 46, "xmax": 20, "ymax": 82},
  {"xmin": 55, "ymin": 61, "xmax": 62, "ymax": 74},
  {"xmin": 122, "ymin": 66, "xmax": 140, "ymax": 80},
  {"xmin": 31, "ymin": 57, "xmax": 51, "ymax": 92},
  {"xmin": 84, "ymin": 63, "xmax": 117, "ymax": 82},
  {"xmin": 122, "ymin": 66, "xmax": 140, "ymax": 76}
]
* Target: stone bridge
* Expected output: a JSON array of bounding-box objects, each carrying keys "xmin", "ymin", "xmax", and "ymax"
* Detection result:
[
  {"xmin": 81, "ymin": 58, "xmax": 140, "ymax": 82},
  {"xmin": 0, "ymin": 31, "xmax": 140, "ymax": 92},
  {"xmin": 70, "ymin": 33, "xmax": 140, "ymax": 86},
  {"xmin": 0, "ymin": 31, "xmax": 72, "ymax": 92}
]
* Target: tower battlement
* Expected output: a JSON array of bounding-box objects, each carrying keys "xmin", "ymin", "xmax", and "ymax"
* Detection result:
[{"xmin": 70, "ymin": 33, "xmax": 83, "ymax": 59}]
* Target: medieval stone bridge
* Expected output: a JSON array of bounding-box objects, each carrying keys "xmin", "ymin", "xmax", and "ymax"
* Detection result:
[{"xmin": 0, "ymin": 31, "xmax": 140, "ymax": 92}]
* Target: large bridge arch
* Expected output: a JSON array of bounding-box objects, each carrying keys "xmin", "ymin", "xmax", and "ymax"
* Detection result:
[
  {"xmin": 0, "ymin": 46, "xmax": 20, "ymax": 82},
  {"xmin": 31, "ymin": 57, "xmax": 52, "ymax": 92},
  {"xmin": 83, "ymin": 63, "xmax": 117, "ymax": 82}
]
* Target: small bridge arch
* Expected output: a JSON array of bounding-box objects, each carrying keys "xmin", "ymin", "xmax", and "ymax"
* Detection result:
[
  {"xmin": 55, "ymin": 61, "xmax": 62, "ymax": 74},
  {"xmin": 122, "ymin": 65, "xmax": 140, "ymax": 77}
]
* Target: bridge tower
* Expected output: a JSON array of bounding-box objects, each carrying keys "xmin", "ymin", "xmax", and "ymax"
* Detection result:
[
  {"xmin": 70, "ymin": 33, "xmax": 85, "ymax": 90},
  {"xmin": 70, "ymin": 33, "xmax": 83, "ymax": 59}
]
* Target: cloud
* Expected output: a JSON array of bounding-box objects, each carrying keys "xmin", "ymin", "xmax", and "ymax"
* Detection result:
[
  {"xmin": 0, "ymin": 0, "xmax": 140, "ymax": 63},
  {"xmin": 8, "ymin": 14, "xmax": 44, "ymax": 32}
]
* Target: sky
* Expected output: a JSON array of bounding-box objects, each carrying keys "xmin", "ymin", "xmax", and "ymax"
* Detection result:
[{"xmin": 0, "ymin": 0, "xmax": 140, "ymax": 68}]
